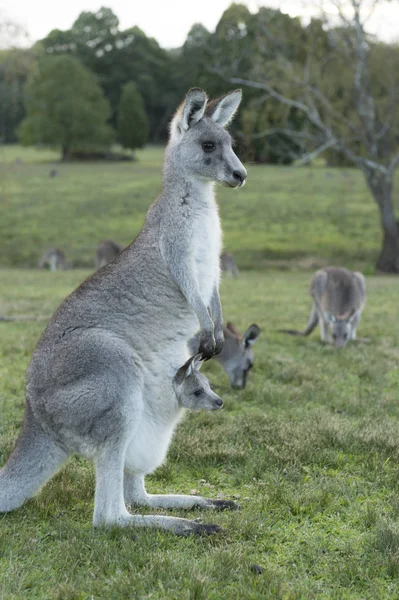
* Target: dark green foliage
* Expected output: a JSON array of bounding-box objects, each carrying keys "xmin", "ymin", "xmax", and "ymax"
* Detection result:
[
  {"xmin": 17, "ymin": 54, "xmax": 113, "ymax": 159},
  {"xmin": 117, "ymin": 81, "xmax": 149, "ymax": 151}
]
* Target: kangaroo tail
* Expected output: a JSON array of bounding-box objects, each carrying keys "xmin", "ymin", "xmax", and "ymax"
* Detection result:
[
  {"xmin": 278, "ymin": 328, "xmax": 307, "ymax": 336},
  {"xmin": 278, "ymin": 303, "xmax": 319, "ymax": 338},
  {"xmin": 0, "ymin": 400, "xmax": 69, "ymax": 512}
]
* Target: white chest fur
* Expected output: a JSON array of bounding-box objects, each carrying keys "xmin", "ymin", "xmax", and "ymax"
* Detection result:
[{"xmin": 191, "ymin": 192, "xmax": 222, "ymax": 306}]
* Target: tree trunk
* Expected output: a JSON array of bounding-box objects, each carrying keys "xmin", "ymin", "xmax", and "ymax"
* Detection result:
[
  {"xmin": 365, "ymin": 170, "xmax": 399, "ymax": 274},
  {"xmin": 62, "ymin": 145, "xmax": 70, "ymax": 161}
]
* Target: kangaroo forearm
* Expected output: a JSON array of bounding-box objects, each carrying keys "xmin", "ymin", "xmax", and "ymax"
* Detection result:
[{"xmin": 209, "ymin": 287, "xmax": 223, "ymax": 330}]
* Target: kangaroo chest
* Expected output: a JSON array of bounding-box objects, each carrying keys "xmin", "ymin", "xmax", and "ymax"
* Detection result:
[{"xmin": 191, "ymin": 201, "xmax": 222, "ymax": 306}]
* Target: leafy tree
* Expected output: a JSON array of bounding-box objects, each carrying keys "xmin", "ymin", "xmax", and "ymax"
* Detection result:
[
  {"xmin": 117, "ymin": 81, "xmax": 149, "ymax": 151},
  {"xmin": 18, "ymin": 54, "xmax": 113, "ymax": 160},
  {"xmin": 41, "ymin": 8, "xmax": 176, "ymax": 141}
]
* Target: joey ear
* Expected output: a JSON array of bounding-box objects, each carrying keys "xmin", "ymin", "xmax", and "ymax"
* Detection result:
[
  {"xmin": 208, "ymin": 89, "xmax": 242, "ymax": 127},
  {"xmin": 243, "ymin": 324, "xmax": 261, "ymax": 348},
  {"xmin": 173, "ymin": 355, "xmax": 196, "ymax": 386},
  {"xmin": 192, "ymin": 353, "xmax": 204, "ymax": 371}
]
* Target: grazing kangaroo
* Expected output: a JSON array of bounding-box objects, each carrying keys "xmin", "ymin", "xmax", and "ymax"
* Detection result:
[
  {"xmin": 95, "ymin": 240, "xmax": 123, "ymax": 269},
  {"xmin": 220, "ymin": 252, "xmax": 239, "ymax": 278},
  {"xmin": 0, "ymin": 88, "xmax": 246, "ymax": 536},
  {"xmin": 39, "ymin": 248, "xmax": 67, "ymax": 271},
  {"xmin": 173, "ymin": 354, "xmax": 223, "ymax": 411},
  {"xmin": 279, "ymin": 267, "xmax": 366, "ymax": 348},
  {"xmin": 189, "ymin": 321, "xmax": 261, "ymax": 389}
]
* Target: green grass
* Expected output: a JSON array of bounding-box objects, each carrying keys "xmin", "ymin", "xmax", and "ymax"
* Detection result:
[
  {"xmin": 1, "ymin": 146, "xmax": 399, "ymax": 598},
  {"xmin": 1, "ymin": 144, "xmax": 398, "ymax": 272},
  {"xmin": 1, "ymin": 270, "xmax": 399, "ymax": 599}
]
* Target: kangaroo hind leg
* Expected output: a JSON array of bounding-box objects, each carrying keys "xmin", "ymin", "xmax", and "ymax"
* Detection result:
[{"xmin": 0, "ymin": 401, "xmax": 69, "ymax": 512}]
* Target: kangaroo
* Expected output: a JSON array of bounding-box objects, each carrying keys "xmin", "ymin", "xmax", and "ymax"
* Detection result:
[
  {"xmin": 95, "ymin": 240, "xmax": 123, "ymax": 269},
  {"xmin": 220, "ymin": 252, "xmax": 239, "ymax": 278},
  {"xmin": 279, "ymin": 267, "xmax": 366, "ymax": 348},
  {"xmin": 39, "ymin": 248, "xmax": 67, "ymax": 271},
  {"xmin": 173, "ymin": 354, "xmax": 223, "ymax": 411},
  {"xmin": 189, "ymin": 321, "xmax": 260, "ymax": 389},
  {"xmin": 0, "ymin": 88, "xmax": 246, "ymax": 536}
]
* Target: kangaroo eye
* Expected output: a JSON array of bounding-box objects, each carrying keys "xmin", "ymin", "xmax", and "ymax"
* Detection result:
[
  {"xmin": 343, "ymin": 333, "xmax": 348, "ymax": 340},
  {"xmin": 202, "ymin": 141, "xmax": 215, "ymax": 153},
  {"xmin": 193, "ymin": 389, "xmax": 203, "ymax": 397},
  {"xmin": 333, "ymin": 333, "xmax": 337, "ymax": 340}
]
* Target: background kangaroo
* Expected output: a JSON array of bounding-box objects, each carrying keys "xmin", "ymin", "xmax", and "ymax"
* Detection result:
[
  {"xmin": 0, "ymin": 88, "xmax": 246, "ymax": 536},
  {"xmin": 39, "ymin": 248, "xmax": 67, "ymax": 271},
  {"xmin": 279, "ymin": 266, "xmax": 366, "ymax": 348},
  {"xmin": 189, "ymin": 321, "xmax": 260, "ymax": 389},
  {"xmin": 220, "ymin": 251, "xmax": 239, "ymax": 278},
  {"xmin": 95, "ymin": 240, "xmax": 123, "ymax": 269}
]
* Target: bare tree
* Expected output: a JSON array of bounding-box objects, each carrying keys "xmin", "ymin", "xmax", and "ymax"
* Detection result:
[{"xmin": 213, "ymin": 0, "xmax": 399, "ymax": 272}]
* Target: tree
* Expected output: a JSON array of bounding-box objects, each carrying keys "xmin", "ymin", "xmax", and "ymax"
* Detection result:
[
  {"xmin": 18, "ymin": 54, "xmax": 113, "ymax": 160},
  {"xmin": 214, "ymin": 1, "xmax": 399, "ymax": 272},
  {"xmin": 117, "ymin": 81, "xmax": 149, "ymax": 151},
  {"xmin": 41, "ymin": 8, "xmax": 176, "ymax": 141}
]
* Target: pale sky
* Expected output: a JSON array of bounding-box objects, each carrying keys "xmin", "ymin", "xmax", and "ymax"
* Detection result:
[{"xmin": 1, "ymin": 0, "xmax": 398, "ymax": 48}]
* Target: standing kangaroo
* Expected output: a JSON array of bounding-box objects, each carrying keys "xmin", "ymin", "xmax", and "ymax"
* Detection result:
[
  {"xmin": 39, "ymin": 248, "xmax": 67, "ymax": 271},
  {"xmin": 95, "ymin": 240, "xmax": 123, "ymax": 269},
  {"xmin": 0, "ymin": 88, "xmax": 246, "ymax": 535},
  {"xmin": 279, "ymin": 267, "xmax": 366, "ymax": 348}
]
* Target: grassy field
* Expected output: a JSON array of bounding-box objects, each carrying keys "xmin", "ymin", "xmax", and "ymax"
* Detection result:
[
  {"xmin": 1, "ymin": 146, "xmax": 399, "ymax": 598},
  {"xmin": 1, "ymin": 144, "xmax": 399, "ymax": 272}
]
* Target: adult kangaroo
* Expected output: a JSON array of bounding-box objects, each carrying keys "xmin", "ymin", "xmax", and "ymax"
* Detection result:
[
  {"xmin": 39, "ymin": 248, "xmax": 67, "ymax": 271},
  {"xmin": 279, "ymin": 267, "xmax": 366, "ymax": 348},
  {"xmin": 0, "ymin": 88, "xmax": 246, "ymax": 536},
  {"xmin": 95, "ymin": 240, "xmax": 122, "ymax": 269}
]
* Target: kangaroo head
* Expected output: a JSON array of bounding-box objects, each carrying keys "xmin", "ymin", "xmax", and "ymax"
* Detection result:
[
  {"xmin": 218, "ymin": 322, "xmax": 261, "ymax": 389},
  {"xmin": 168, "ymin": 88, "xmax": 247, "ymax": 188},
  {"xmin": 326, "ymin": 310, "xmax": 356, "ymax": 348},
  {"xmin": 173, "ymin": 353, "xmax": 223, "ymax": 411}
]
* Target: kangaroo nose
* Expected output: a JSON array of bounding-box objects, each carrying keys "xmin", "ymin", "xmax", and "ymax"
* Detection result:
[
  {"xmin": 215, "ymin": 397, "xmax": 223, "ymax": 408},
  {"xmin": 233, "ymin": 170, "xmax": 246, "ymax": 184}
]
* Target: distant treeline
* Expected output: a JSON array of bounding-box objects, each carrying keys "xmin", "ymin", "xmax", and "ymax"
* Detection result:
[{"xmin": 1, "ymin": 3, "xmax": 398, "ymax": 164}]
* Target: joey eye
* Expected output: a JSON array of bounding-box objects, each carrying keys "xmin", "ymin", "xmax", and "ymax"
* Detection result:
[
  {"xmin": 333, "ymin": 334, "xmax": 337, "ymax": 340},
  {"xmin": 193, "ymin": 389, "xmax": 203, "ymax": 397},
  {"xmin": 202, "ymin": 141, "xmax": 215, "ymax": 153},
  {"xmin": 343, "ymin": 333, "xmax": 348, "ymax": 340}
]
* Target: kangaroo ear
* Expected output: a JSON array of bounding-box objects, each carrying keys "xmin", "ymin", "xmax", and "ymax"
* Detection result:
[
  {"xmin": 192, "ymin": 353, "xmax": 204, "ymax": 371},
  {"xmin": 348, "ymin": 308, "xmax": 358, "ymax": 324},
  {"xmin": 243, "ymin": 324, "xmax": 261, "ymax": 348},
  {"xmin": 173, "ymin": 355, "xmax": 196, "ymax": 386},
  {"xmin": 208, "ymin": 89, "xmax": 242, "ymax": 127},
  {"xmin": 326, "ymin": 313, "xmax": 336, "ymax": 324},
  {"xmin": 170, "ymin": 88, "xmax": 208, "ymax": 141}
]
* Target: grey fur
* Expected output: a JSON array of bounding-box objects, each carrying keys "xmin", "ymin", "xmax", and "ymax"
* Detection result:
[
  {"xmin": 39, "ymin": 248, "xmax": 67, "ymax": 271},
  {"xmin": 189, "ymin": 321, "xmax": 260, "ymax": 389},
  {"xmin": 95, "ymin": 240, "xmax": 123, "ymax": 269},
  {"xmin": 220, "ymin": 252, "xmax": 239, "ymax": 278},
  {"xmin": 173, "ymin": 354, "xmax": 223, "ymax": 410},
  {"xmin": 279, "ymin": 266, "xmax": 366, "ymax": 348},
  {"xmin": 0, "ymin": 88, "xmax": 245, "ymax": 535}
]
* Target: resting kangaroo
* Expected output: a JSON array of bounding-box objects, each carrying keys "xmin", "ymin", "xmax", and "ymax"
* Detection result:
[
  {"xmin": 95, "ymin": 240, "xmax": 123, "ymax": 269},
  {"xmin": 0, "ymin": 88, "xmax": 246, "ymax": 536},
  {"xmin": 279, "ymin": 267, "xmax": 366, "ymax": 348},
  {"xmin": 189, "ymin": 321, "xmax": 261, "ymax": 389}
]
